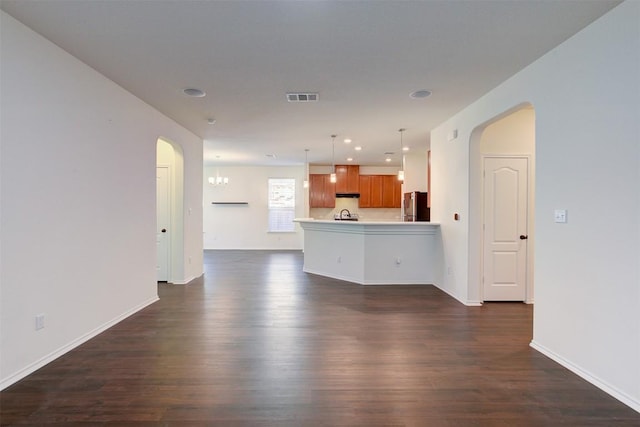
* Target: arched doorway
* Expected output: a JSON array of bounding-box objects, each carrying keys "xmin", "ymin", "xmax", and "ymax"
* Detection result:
[
  {"xmin": 156, "ymin": 138, "xmax": 186, "ymax": 283},
  {"xmin": 468, "ymin": 104, "xmax": 535, "ymax": 303}
]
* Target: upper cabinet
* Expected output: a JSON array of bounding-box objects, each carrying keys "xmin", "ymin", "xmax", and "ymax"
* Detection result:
[
  {"xmin": 335, "ymin": 165, "xmax": 359, "ymax": 193},
  {"xmin": 310, "ymin": 166, "xmax": 401, "ymax": 209},
  {"xmin": 309, "ymin": 174, "xmax": 335, "ymax": 208},
  {"xmin": 382, "ymin": 175, "xmax": 401, "ymax": 208},
  {"xmin": 358, "ymin": 174, "xmax": 400, "ymax": 208}
]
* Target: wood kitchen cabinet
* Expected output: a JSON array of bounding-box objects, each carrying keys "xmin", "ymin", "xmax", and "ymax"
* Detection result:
[
  {"xmin": 309, "ymin": 174, "xmax": 335, "ymax": 208},
  {"xmin": 369, "ymin": 175, "xmax": 384, "ymax": 207},
  {"xmin": 358, "ymin": 175, "xmax": 400, "ymax": 208},
  {"xmin": 382, "ymin": 175, "xmax": 401, "ymax": 208},
  {"xmin": 358, "ymin": 175, "xmax": 372, "ymax": 207},
  {"xmin": 335, "ymin": 165, "xmax": 359, "ymax": 193}
]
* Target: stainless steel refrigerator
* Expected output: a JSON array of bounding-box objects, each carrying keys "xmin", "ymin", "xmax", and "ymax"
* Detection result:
[{"xmin": 403, "ymin": 191, "xmax": 430, "ymax": 221}]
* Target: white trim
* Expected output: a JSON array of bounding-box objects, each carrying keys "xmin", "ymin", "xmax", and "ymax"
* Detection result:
[
  {"xmin": 433, "ymin": 282, "xmax": 483, "ymax": 306},
  {"xmin": 0, "ymin": 296, "xmax": 159, "ymax": 391},
  {"xmin": 171, "ymin": 273, "xmax": 203, "ymax": 285},
  {"xmin": 304, "ymin": 268, "xmax": 432, "ymax": 285},
  {"xmin": 530, "ymin": 340, "xmax": 640, "ymax": 413}
]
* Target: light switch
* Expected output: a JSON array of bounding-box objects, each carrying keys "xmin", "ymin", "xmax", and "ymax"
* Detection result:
[{"xmin": 554, "ymin": 209, "xmax": 567, "ymax": 223}]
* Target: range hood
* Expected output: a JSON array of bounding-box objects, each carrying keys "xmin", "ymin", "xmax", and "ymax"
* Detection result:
[{"xmin": 336, "ymin": 193, "xmax": 360, "ymax": 198}]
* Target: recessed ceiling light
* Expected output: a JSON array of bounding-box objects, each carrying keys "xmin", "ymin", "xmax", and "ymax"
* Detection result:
[
  {"xmin": 354, "ymin": 146, "xmax": 362, "ymax": 151},
  {"xmin": 346, "ymin": 157, "xmax": 353, "ymax": 162},
  {"xmin": 265, "ymin": 154, "xmax": 277, "ymax": 158},
  {"xmin": 344, "ymin": 139, "xmax": 352, "ymax": 144},
  {"xmin": 402, "ymin": 146, "xmax": 409, "ymax": 152},
  {"xmin": 410, "ymin": 89, "xmax": 431, "ymax": 99},
  {"xmin": 183, "ymin": 88, "xmax": 206, "ymax": 97},
  {"xmin": 385, "ymin": 158, "xmax": 392, "ymax": 162},
  {"xmin": 207, "ymin": 118, "xmax": 216, "ymax": 125}
]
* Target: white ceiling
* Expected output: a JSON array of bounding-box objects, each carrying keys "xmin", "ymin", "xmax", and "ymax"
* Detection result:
[{"xmin": 1, "ymin": 0, "xmax": 620, "ymax": 166}]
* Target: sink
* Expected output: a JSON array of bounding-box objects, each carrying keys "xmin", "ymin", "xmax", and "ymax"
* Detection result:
[{"xmin": 334, "ymin": 209, "xmax": 359, "ymax": 221}]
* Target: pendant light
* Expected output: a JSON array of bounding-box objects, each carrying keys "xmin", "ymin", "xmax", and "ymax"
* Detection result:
[
  {"xmin": 303, "ymin": 148, "xmax": 310, "ymax": 189},
  {"xmin": 397, "ymin": 128, "xmax": 406, "ymax": 182},
  {"xmin": 330, "ymin": 134, "xmax": 337, "ymax": 183}
]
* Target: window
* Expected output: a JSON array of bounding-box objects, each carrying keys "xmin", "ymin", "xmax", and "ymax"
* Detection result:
[{"xmin": 268, "ymin": 178, "xmax": 296, "ymax": 232}]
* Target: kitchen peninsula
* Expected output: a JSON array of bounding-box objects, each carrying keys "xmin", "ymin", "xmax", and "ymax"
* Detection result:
[{"xmin": 294, "ymin": 219, "xmax": 440, "ymax": 285}]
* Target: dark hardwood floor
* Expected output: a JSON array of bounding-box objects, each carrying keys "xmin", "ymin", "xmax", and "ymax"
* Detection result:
[{"xmin": 2, "ymin": 250, "xmax": 638, "ymax": 426}]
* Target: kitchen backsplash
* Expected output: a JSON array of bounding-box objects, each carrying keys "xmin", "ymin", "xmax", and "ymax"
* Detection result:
[{"xmin": 309, "ymin": 198, "xmax": 403, "ymax": 221}]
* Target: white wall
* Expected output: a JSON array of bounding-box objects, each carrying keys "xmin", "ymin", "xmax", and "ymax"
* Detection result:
[
  {"xmin": 431, "ymin": 1, "xmax": 639, "ymax": 411},
  {"xmin": 0, "ymin": 12, "xmax": 203, "ymax": 389},
  {"xmin": 203, "ymin": 166, "xmax": 305, "ymax": 249},
  {"xmin": 403, "ymin": 151, "xmax": 428, "ymax": 193}
]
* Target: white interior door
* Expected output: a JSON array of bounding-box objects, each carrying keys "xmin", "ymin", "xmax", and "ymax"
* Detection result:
[
  {"xmin": 156, "ymin": 166, "xmax": 170, "ymax": 282},
  {"xmin": 483, "ymin": 157, "xmax": 528, "ymax": 301}
]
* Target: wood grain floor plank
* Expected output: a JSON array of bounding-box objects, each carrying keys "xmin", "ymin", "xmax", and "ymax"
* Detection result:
[{"xmin": 1, "ymin": 250, "xmax": 638, "ymax": 426}]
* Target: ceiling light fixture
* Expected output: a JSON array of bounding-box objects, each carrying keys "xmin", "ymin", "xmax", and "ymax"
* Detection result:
[
  {"xmin": 208, "ymin": 156, "xmax": 229, "ymax": 185},
  {"xmin": 409, "ymin": 89, "xmax": 431, "ymax": 99},
  {"xmin": 344, "ymin": 138, "xmax": 352, "ymax": 144},
  {"xmin": 330, "ymin": 134, "xmax": 337, "ymax": 183},
  {"xmin": 398, "ymin": 128, "xmax": 406, "ymax": 182},
  {"xmin": 207, "ymin": 118, "xmax": 216, "ymax": 125},
  {"xmin": 208, "ymin": 175, "xmax": 228, "ymax": 185},
  {"xmin": 354, "ymin": 146, "xmax": 362, "ymax": 151},
  {"xmin": 347, "ymin": 157, "xmax": 353, "ymax": 162},
  {"xmin": 303, "ymin": 149, "xmax": 310, "ymax": 189},
  {"xmin": 183, "ymin": 88, "xmax": 206, "ymax": 97}
]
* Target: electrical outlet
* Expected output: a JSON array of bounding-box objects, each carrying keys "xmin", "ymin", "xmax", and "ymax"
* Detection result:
[
  {"xmin": 554, "ymin": 209, "xmax": 567, "ymax": 223},
  {"xmin": 35, "ymin": 314, "xmax": 45, "ymax": 330}
]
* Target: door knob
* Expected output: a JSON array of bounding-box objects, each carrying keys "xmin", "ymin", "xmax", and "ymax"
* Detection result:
[
  {"xmin": 519, "ymin": 235, "xmax": 528, "ymax": 240},
  {"xmin": 161, "ymin": 229, "xmax": 167, "ymax": 233}
]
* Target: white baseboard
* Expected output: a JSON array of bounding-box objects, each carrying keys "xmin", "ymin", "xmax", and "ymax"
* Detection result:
[
  {"xmin": 170, "ymin": 273, "xmax": 203, "ymax": 285},
  {"xmin": 0, "ymin": 296, "xmax": 159, "ymax": 391},
  {"xmin": 303, "ymin": 267, "xmax": 432, "ymax": 286},
  {"xmin": 432, "ymin": 283, "xmax": 482, "ymax": 306},
  {"xmin": 530, "ymin": 340, "xmax": 640, "ymax": 413}
]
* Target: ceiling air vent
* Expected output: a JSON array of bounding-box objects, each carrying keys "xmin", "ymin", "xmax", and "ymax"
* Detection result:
[{"xmin": 286, "ymin": 92, "xmax": 319, "ymax": 102}]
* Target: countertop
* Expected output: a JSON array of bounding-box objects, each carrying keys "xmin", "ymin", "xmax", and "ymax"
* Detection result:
[{"xmin": 294, "ymin": 218, "xmax": 439, "ymax": 226}]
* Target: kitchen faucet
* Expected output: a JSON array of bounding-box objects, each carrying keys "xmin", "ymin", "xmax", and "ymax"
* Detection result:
[{"xmin": 340, "ymin": 209, "xmax": 351, "ymax": 219}]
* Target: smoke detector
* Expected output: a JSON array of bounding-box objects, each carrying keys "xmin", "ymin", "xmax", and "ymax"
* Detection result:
[{"xmin": 286, "ymin": 92, "xmax": 319, "ymax": 102}]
